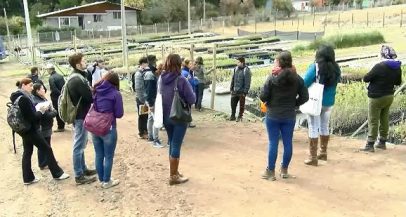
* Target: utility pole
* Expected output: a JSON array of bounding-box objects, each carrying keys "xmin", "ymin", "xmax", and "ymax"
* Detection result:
[
  {"xmin": 188, "ymin": 0, "xmax": 191, "ymax": 35},
  {"xmin": 22, "ymin": 0, "xmax": 35, "ymax": 65},
  {"xmin": 3, "ymin": 8, "xmax": 11, "ymax": 50},
  {"xmin": 120, "ymin": 0, "xmax": 128, "ymax": 72},
  {"xmin": 203, "ymin": 0, "xmax": 206, "ymax": 24}
]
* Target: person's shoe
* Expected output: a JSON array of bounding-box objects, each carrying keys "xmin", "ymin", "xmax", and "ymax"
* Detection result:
[
  {"xmin": 102, "ymin": 179, "xmax": 120, "ymax": 189},
  {"xmin": 304, "ymin": 138, "xmax": 318, "ymax": 166},
  {"xmin": 236, "ymin": 116, "xmax": 243, "ymax": 122},
  {"xmin": 261, "ymin": 168, "xmax": 276, "ymax": 181},
  {"xmin": 169, "ymin": 174, "xmax": 189, "ymax": 185},
  {"xmin": 55, "ymin": 173, "xmax": 70, "ymax": 180},
  {"xmin": 152, "ymin": 140, "xmax": 165, "ymax": 148},
  {"xmin": 84, "ymin": 169, "xmax": 97, "ymax": 176},
  {"xmin": 75, "ymin": 175, "xmax": 97, "ymax": 185},
  {"xmin": 360, "ymin": 141, "xmax": 375, "ymax": 152},
  {"xmin": 24, "ymin": 178, "xmax": 40, "ymax": 185},
  {"xmin": 280, "ymin": 167, "xmax": 290, "ymax": 179},
  {"xmin": 39, "ymin": 165, "xmax": 48, "ymax": 170},
  {"xmin": 54, "ymin": 128, "xmax": 65, "ymax": 133},
  {"xmin": 317, "ymin": 135, "xmax": 329, "ymax": 161},
  {"xmin": 189, "ymin": 123, "xmax": 196, "ymax": 128},
  {"xmin": 229, "ymin": 116, "xmax": 236, "ymax": 121},
  {"xmin": 375, "ymin": 138, "xmax": 387, "ymax": 150}
]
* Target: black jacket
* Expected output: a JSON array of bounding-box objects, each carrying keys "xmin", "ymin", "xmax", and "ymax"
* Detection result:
[
  {"xmin": 260, "ymin": 69, "xmax": 309, "ymax": 120},
  {"xmin": 364, "ymin": 61, "xmax": 402, "ymax": 98},
  {"xmin": 48, "ymin": 71, "xmax": 65, "ymax": 99},
  {"xmin": 27, "ymin": 74, "xmax": 47, "ymax": 92},
  {"xmin": 144, "ymin": 70, "xmax": 157, "ymax": 107},
  {"xmin": 32, "ymin": 94, "xmax": 56, "ymax": 137},
  {"xmin": 10, "ymin": 90, "xmax": 42, "ymax": 134},
  {"xmin": 66, "ymin": 69, "xmax": 93, "ymax": 120}
]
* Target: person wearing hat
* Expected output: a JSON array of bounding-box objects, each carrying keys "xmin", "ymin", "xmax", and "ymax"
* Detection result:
[
  {"xmin": 47, "ymin": 63, "xmax": 66, "ymax": 132},
  {"xmin": 360, "ymin": 45, "xmax": 402, "ymax": 152}
]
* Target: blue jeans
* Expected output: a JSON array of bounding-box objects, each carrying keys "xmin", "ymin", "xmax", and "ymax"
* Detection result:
[
  {"xmin": 265, "ymin": 117, "xmax": 296, "ymax": 170},
  {"xmin": 73, "ymin": 119, "xmax": 88, "ymax": 177},
  {"xmin": 163, "ymin": 117, "xmax": 188, "ymax": 158},
  {"xmin": 92, "ymin": 127, "xmax": 118, "ymax": 182}
]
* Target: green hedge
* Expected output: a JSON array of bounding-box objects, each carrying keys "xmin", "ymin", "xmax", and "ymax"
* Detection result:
[{"xmin": 37, "ymin": 26, "xmax": 79, "ymax": 33}]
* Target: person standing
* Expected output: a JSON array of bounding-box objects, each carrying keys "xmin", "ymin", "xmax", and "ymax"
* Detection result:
[
  {"xmin": 360, "ymin": 45, "xmax": 402, "ymax": 152},
  {"xmin": 192, "ymin": 57, "xmax": 209, "ymax": 112},
  {"xmin": 260, "ymin": 51, "xmax": 309, "ymax": 180},
  {"xmin": 32, "ymin": 83, "xmax": 57, "ymax": 170},
  {"xmin": 28, "ymin": 67, "xmax": 47, "ymax": 91},
  {"xmin": 47, "ymin": 64, "xmax": 65, "ymax": 132},
  {"xmin": 91, "ymin": 71, "xmax": 124, "ymax": 189},
  {"xmin": 67, "ymin": 53, "xmax": 97, "ymax": 185},
  {"xmin": 182, "ymin": 58, "xmax": 197, "ymax": 128},
  {"xmin": 133, "ymin": 57, "xmax": 150, "ymax": 139},
  {"xmin": 230, "ymin": 57, "xmax": 251, "ymax": 122},
  {"xmin": 161, "ymin": 54, "xmax": 196, "ymax": 185},
  {"xmin": 303, "ymin": 45, "xmax": 341, "ymax": 166},
  {"xmin": 10, "ymin": 78, "xmax": 69, "ymax": 185}
]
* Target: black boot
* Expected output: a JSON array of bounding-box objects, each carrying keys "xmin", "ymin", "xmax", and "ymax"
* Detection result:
[
  {"xmin": 359, "ymin": 141, "xmax": 375, "ymax": 152},
  {"xmin": 375, "ymin": 138, "xmax": 386, "ymax": 150}
]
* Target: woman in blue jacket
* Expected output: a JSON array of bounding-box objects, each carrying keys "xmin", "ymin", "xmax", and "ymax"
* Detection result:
[{"xmin": 303, "ymin": 45, "xmax": 341, "ymax": 166}]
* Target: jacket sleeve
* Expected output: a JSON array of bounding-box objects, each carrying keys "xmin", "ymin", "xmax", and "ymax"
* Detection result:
[
  {"xmin": 49, "ymin": 76, "xmax": 61, "ymax": 96},
  {"xmin": 144, "ymin": 79, "xmax": 157, "ymax": 107},
  {"xmin": 181, "ymin": 78, "xmax": 196, "ymax": 105},
  {"xmin": 363, "ymin": 65, "xmax": 378, "ymax": 83},
  {"xmin": 230, "ymin": 69, "xmax": 235, "ymax": 91},
  {"xmin": 114, "ymin": 92, "xmax": 124, "ymax": 119},
  {"xmin": 259, "ymin": 75, "xmax": 272, "ymax": 103},
  {"xmin": 296, "ymin": 77, "xmax": 309, "ymax": 106},
  {"xmin": 395, "ymin": 69, "xmax": 402, "ymax": 85},
  {"xmin": 43, "ymin": 109, "xmax": 57, "ymax": 119},
  {"xmin": 75, "ymin": 77, "xmax": 93, "ymax": 104},
  {"xmin": 303, "ymin": 63, "xmax": 316, "ymax": 88},
  {"xmin": 19, "ymin": 97, "xmax": 42, "ymax": 124},
  {"xmin": 244, "ymin": 68, "xmax": 252, "ymax": 94}
]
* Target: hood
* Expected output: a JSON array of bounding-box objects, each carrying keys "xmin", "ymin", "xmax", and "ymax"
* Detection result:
[
  {"xmin": 161, "ymin": 72, "xmax": 179, "ymax": 85},
  {"xmin": 95, "ymin": 80, "xmax": 117, "ymax": 95},
  {"xmin": 10, "ymin": 90, "xmax": 24, "ymax": 102},
  {"xmin": 383, "ymin": 60, "xmax": 402, "ymax": 70}
]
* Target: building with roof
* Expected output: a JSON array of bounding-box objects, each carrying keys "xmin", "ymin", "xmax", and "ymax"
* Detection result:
[{"xmin": 37, "ymin": 1, "xmax": 141, "ymax": 31}]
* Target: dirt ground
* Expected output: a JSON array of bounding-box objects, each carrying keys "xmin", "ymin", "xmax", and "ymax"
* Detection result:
[{"xmin": 0, "ymin": 61, "xmax": 405, "ymax": 217}]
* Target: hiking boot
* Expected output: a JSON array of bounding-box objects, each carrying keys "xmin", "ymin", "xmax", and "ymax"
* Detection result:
[
  {"xmin": 261, "ymin": 168, "xmax": 276, "ymax": 181},
  {"xmin": 375, "ymin": 138, "xmax": 386, "ymax": 150},
  {"xmin": 318, "ymin": 135, "xmax": 329, "ymax": 161},
  {"xmin": 280, "ymin": 167, "xmax": 293, "ymax": 179},
  {"xmin": 169, "ymin": 174, "xmax": 189, "ymax": 185},
  {"xmin": 24, "ymin": 178, "xmax": 40, "ymax": 185},
  {"xmin": 360, "ymin": 141, "xmax": 375, "ymax": 152},
  {"xmin": 236, "ymin": 116, "xmax": 243, "ymax": 122},
  {"xmin": 304, "ymin": 138, "xmax": 318, "ymax": 166},
  {"xmin": 55, "ymin": 173, "xmax": 70, "ymax": 180},
  {"xmin": 229, "ymin": 116, "xmax": 236, "ymax": 121},
  {"xmin": 84, "ymin": 169, "xmax": 97, "ymax": 176},
  {"xmin": 152, "ymin": 140, "xmax": 165, "ymax": 148},
  {"xmin": 102, "ymin": 179, "xmax": 120, "ymax": 189},
  {"xmin": 75, "ymin": 175, "xmax": 97, "ymax": 185}
]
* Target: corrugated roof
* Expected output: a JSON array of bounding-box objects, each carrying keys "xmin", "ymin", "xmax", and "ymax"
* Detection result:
[{"xmin": 37, "ymin": 1, "xmax": 140, "ymax": 18}]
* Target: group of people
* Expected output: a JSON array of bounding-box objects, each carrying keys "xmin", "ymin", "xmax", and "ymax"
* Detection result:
[{"xmin": 9, "ymin": 43, "xmax": 402, "ymax": 187}]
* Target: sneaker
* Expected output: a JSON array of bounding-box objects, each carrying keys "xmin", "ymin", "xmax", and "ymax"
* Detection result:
[
  {"xmin": 55, "ymin": 173, "xmax": 70, "ymax": 180},
  {"xmin": 229, "ymin": 116, "xmax": 236, "ymax": 121},
  {"xmin": 75, "ymin": 175, "xmax": 97, "ymax": 185},
  {"xmin": 261, "ymin": 168, "xmax": 276, "ymax": 181},
  {"xmin": 84, "ymin": 169, "xmax": 97, "ymax": 176},
  {"xmin": 152, "ymin": 140, "xmax": 165, "ymax": 148},
  {"xmin": 24, "ymin": 178, "xmax": 40, "ymax": 185},
  {"xmin": 102, "ymin": 179, "xmax": 120, "ymax": 189}
]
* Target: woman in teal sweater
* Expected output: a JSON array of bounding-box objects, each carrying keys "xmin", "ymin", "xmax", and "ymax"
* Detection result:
[{"xmin": 302, "ymin": 45, "xmax": 341, "ymax": 166}]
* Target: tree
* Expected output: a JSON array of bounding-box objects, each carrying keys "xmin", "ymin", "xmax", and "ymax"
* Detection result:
[
  {"xmin": 220, "ymin": 0, "xmax": 241, "ymax": 16},
  {"xmin": 253, "ymin": 0, "xmax": 267, "ymax": 8},
  {"xmin": 272, "ymin": 0, "xmax": 294, "ymax": 18}
]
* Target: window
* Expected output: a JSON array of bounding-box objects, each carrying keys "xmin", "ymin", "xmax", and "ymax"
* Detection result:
[
  {"xmin": 113, "ymin": 12, "xmax": 121, "ymax": 19},
  {"xmin": 93, "ymin": 15, "xmax": 102, "ymax": 22},
  {"xmin": 60, "ymin": 18, "xmax": 69, "ymax": 26}
]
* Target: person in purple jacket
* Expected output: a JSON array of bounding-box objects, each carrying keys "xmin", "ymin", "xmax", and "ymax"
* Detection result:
[
  {"xmin": 161, "ymin": 54, "xmax": 196, "ymax": 185},
  {"xmin": 91, "ymin": 71, "xmax": 124, "ymax": 189}
]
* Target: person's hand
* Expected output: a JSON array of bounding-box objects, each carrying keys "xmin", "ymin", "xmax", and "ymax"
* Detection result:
[{"xmin": 39, "ymin": 105, "xmax": 48, "ymax": 114}]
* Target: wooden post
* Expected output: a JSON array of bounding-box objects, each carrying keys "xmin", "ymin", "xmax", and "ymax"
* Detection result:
[
  {"xmin": 254, "ymin": 16, "xmax": 257, "ymax": 33},
  {"xmin": 161, "ymin": 45, "xmax": 164, "ymax": 60},
  {"xmin": 154, "ymin": 23, "xmax": 158, "ymax": 34},
  {"xmin": 179, "ymin": 21, "xmax": 181, "ymax": 32},
  {"xmin": 167, "ymin": 22, "xmax": 170, "ymax": 33},
  {"xmin": 210, "ymin": 44, "xmax": 217, "ymax": 110},
  {"xmin": 401, "ymin": 9, "xmax": 403, "ymax": 27},
  {"xmin": 313, "ymin": 12, "xmax": 315, "ymax": 26},
  {"xmin": 190, "ymin": 44, "xmax": 194, "ymax": 61},
  {"xmin": 140, "ymin": 25, "xmax": 143, "ymax": 35},
  {"xmin": 338, "ymin": 13, "xmax": 340, "ymax": 28},
  {"xmin": 302, "ymin": 15, "xmax": 305, "ymax": 25},
  {"xmin": 367, "ymin": 12, "xmax": 369, "ymax": 27},
  {"xmin": 352, "ymin": 13, "xmax": 354, "ymax": 27},
  {"xmin": 73, "ymin": 30, "xmax": 77, "ymax": 52},
  {"xmin": 223, "ymin": 19, "xmax": 225, "ymax": 34},
  {"xmin": 382, "ymin": 12, "xmax": 385, "ymax": 28},
  {"xmin": 100, "ymin": 35, "xmax": 104, "ymax": 57}
]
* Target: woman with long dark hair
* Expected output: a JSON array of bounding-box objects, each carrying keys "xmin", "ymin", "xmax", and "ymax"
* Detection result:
[
  {"xmin": 91, "ymin": 71, "xmax": 124, "ymax": 189},
  {"xmin": 10, "ymin": 78, "xmax": 69, "ymax": 185},
  {"xmin": 260, "ymin": 51, "xmax": 309, "ymax": 180},
  {"xmin": 160, "ymin": 54, "xmax": 196, "ymax": 185},
  {"xmin": 32, "ymin": 83, "xmax": 57, "ymax": 170},
  {"xmin": 303, "ymin": 44, "xmax": 341, "ymax": 166}
]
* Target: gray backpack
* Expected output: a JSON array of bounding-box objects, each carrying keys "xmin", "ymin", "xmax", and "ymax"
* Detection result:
[{"xmin": 7, "ymin": 96, "xmax": 31, "ymax": 153}]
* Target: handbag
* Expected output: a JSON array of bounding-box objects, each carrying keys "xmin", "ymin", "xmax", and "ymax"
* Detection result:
[
  {"xmin": 299, "ymin": 64, "xmax": 324, "ymax": 116},
  {"xmin": 84, "ymin": 94, "xmax": 114, "ymax": 136},
  {"xmin": 169, "ymin": 77, "xmax": 192, "ymax": 123},
  {"xmin": 154, "ymin": 77, "xmax": 164, "ymax": 128}
]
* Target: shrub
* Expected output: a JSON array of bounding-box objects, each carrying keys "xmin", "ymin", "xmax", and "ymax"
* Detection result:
[{"xmin": 37, "ymin": 26, "xmax": 79, "ymax": 33}]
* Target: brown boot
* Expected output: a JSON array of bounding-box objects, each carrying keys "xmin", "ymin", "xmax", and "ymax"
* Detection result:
[
  {"xmin": 169, "ymin": 157, "xmax": 189, "ymax": 185},
  {"xmin": 318, "ymin": 135, "xmax": 329, "ymax": 161},
  {"xmin": 304, "ymin": 138, "xmax": 318, "ymax": 166}
]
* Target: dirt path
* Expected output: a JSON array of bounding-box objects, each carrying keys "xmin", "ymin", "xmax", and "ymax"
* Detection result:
[{"xmin": 0, "ymin": 62, "xmax": 405, "ymax": 217}]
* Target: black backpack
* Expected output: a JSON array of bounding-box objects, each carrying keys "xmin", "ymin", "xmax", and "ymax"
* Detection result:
[{"xmin": 6, "ymin": 96, "xmax": 31, "ymax": 153}]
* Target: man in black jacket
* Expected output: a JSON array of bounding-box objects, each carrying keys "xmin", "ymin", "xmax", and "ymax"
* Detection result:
[
  {"xmin": 67, "ymin": 53, "xmax": 97, "ymax": 185},
  {"xmin": 46, "ymin": 64, "xmax": 65, "ymax": 132},
  {"xmin": 360, "ymin": 45, "xmax": 402, "ymax": 152},
  {"xmin": 230, "ymin": 57, "xmax": 252, "ymax": 122},
  {"xmin": 27, "ymin": 67, "xmax": 47, "ymax": 92}
]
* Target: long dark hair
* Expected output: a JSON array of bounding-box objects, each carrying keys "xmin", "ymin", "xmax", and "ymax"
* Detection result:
[
  {"xmin": 164, "ymin": 54, "xmax": 182, "ymax": 75},
  {"xmin": 316, "ymin": 45, "xmax": 340, "ymax": 87},
  {"xmin": 276, "ymin": 51, "xmax": 297, "ymax": 86}
]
